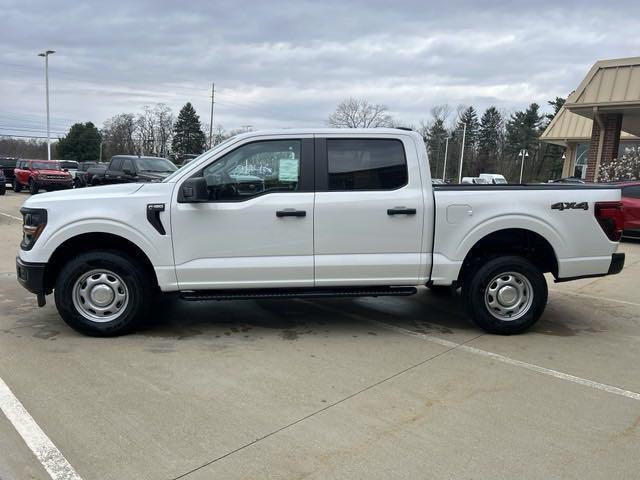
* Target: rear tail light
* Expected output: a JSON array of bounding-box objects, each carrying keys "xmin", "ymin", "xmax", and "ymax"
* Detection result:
[{"xmin": 594, "ymin": 201, "xmax": 624, "ymax": 242}]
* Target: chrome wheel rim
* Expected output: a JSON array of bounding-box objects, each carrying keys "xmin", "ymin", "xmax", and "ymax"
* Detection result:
[
  {"xmin": 72, "ymin": 269, "xmax": 129, "ymax": 322},
  {"xmin": 484, "ymin": 271, "xmax": 533, "ymax": 321}
]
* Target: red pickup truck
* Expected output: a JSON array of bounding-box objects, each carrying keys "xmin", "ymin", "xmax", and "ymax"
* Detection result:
[{"xmin": 13, "ymin": 159, "xmax": 73, "ymax": 194}]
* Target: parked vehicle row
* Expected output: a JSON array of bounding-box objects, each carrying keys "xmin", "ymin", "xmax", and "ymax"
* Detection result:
[
  {"xmin": 0, "ymin": 156, "xmax": 178, "ymax": 195},
  {"xmin": 13, "ymin": 159, "xmax": 73, "ymax": 194}
]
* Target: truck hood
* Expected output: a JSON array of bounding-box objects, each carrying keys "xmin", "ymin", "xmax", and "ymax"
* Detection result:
[
  {"xmin": 35, "ymin": 168, "xmax": 70, "ymax": 177},
  {"xmin": 23, "ymin": 183, "xmax": 144, "ymax": 207}
]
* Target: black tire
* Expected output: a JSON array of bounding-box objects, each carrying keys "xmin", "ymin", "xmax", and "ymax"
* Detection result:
[
  {"xmin": 0, "ymin": 184, "xmax": 5, "ymax": 195},
  {"xmin": 54, "ymin": 250, "xmax": 153, "ymax": 336},
  {"xmin": 462, "ymin": 255, "xmax": 547, "ymax": 335},
  {"xmin": 29, "ymin": 180, "xmax": 39, "ymax": 195},
  {"xmin": 13, "ymin": 179, "xmax": 22, "ymax": 192}
]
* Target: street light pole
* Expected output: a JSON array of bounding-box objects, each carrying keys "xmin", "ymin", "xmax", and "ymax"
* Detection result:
[
  {"xmin": 457, "ymin": 122, "xmax": 467, "ymax": 184},
  {"xmin": 209, "ymin": 82, "xmax": 215, "ymax": 149},
  {"xmin": 442, "ymin": 136, "xmax": 450, "ymax": 182},
  {"xmin": 38, "ymin": 50, "xmax": 55, "ymax": 160},
  {"xmin": 519, "ymin": 149, "xmax": 529, "ymax": 184}
]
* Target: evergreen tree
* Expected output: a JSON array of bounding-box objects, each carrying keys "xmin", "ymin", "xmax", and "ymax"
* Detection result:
[
  {"xmin": 545, "ymin": 97, "xmax": 565, "ymax": 125},
  {"xmin": 477, "ymin": 107, "xmax": 504, "ymax": 173},
  {"xmin": 453, "ymin": 106, "xmax": 480, "ymax": 176},
  {"xmin": 505, "ymin": 103, "xmax": 543, "ymax": 157},
  {"xmin": 171, "ymin": 102, "xmax": 206, "ymax": 161},
  {"xmin": 425, "ymin": 118, "xmax": 449, "ymax": 178},
  {"xmin": 57, "ymin": 122, "xmax": 101, "ymax": 161},
  {"xmin": 504, "ymin": 103, "xmax": 544, "ymax": 181}
]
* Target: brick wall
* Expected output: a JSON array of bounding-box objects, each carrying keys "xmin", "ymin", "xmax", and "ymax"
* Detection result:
[{"xmin": 585, "ymin": 113, "xmax": 622, "ymax": 182}]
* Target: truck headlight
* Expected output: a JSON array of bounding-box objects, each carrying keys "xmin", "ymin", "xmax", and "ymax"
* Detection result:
[{"xmin": 20, "ymin": 208, "xmax": 47, "ymax": 251}]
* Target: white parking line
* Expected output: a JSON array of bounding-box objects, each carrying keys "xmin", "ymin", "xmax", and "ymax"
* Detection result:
[
  {"xmin": 0, "ymin": 377, "xmax": 83, "ymax": 480},
  {"xmin": 550, "ymin": 289, "xmax": 640, "ymax": 308},
  {"xmin": 301, "ymin": 301, "xmax": 640, "ymax": 402},
  {"xmin": 0, "ymin": 210, "xmax": 22, "ymax": 221},
  {"xmin": 367, "ymin": 320, "xmax": 640, "ymax": 401}
]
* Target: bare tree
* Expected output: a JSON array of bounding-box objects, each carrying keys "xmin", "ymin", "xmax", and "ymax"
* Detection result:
[
  {"xmin": 101, "ymin": 113, "xmax": 136, "ymax": 157},
  {"xmin": 327, "ymin": 98, "xmax": 393, "ymax": 128},
  {"xmin": 153, "ymin": 104, "xmax": 174, "ymax": 157}
]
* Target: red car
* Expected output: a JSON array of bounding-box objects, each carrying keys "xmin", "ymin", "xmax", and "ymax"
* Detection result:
[
  {"xmin": 619, "ymin": 181, "xmax": 640, "ymax": 238},
  {"xmin": 13, "ymin": 159, "xmax": 73, "ymax": 194}
]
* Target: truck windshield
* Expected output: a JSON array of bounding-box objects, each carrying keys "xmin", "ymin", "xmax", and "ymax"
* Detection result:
[
  {"xmin": 162, "ymin": 135, "xmax": 241, "ymax": 182},
  {"xmin": 32, "ymin": 161, "xmax": 60, "ymax": 170},
  {"xmin": 137, "ymin": 158, "xmax": 177, "ymax": 173},
  {"xmin": 59, "ymin": 161, "xmax": 78, "ymax": 169}
]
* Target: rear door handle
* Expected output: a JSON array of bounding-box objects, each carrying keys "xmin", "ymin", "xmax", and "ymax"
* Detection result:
[
  {"xmin": 276, "ymin": 209, "xmax": 306, "ymax": 218},
  {"xmin": 387, "ymin": 207, "xmax": 416, "ymax": 215}
]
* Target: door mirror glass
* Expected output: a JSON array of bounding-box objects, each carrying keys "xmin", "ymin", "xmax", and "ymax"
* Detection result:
[
  {"xmin": 123, "ymin": 168, "xmax": 135, "ymax": 176},
  {"xmin": 178, "ymin": 177, "xmax": 209, "ymax": 203}
]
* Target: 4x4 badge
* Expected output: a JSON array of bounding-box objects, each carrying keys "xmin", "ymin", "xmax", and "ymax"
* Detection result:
[{"xmin": 551, "ymin": 202, "xmax": 589, "ymax": 211}]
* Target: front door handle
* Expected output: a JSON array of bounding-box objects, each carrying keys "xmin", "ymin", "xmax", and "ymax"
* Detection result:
[
  {"xmin": 387, "ymin": 207, "xmax": 416, "ymax": 215},
  {"xmin": 276, "ymin": 209, "xmax": 306, "ymax": 218}
]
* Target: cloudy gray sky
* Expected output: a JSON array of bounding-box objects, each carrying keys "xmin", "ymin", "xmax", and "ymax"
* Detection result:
[{"xmin": 1, "ymin": 0, "xmax": 639, "ymax": 138}]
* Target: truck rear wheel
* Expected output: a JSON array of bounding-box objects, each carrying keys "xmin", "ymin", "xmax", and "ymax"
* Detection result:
[
  {"xmin": 462, "ymin": 255, "xmax": 547, "ymax": 335},
  {"xmin": 13, "ymin": 179, "xmax": 22, "ymax": 192},
  {"xmin": 54, "ymin": 250, "xmax": 152, "ymax": 336}
]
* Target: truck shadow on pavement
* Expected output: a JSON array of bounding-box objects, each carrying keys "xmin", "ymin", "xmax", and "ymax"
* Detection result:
[{"xmin": 0, "ymin": 285, "xmax": 605, "ymax": 342}]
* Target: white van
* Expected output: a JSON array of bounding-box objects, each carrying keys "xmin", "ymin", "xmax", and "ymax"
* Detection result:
[{"xmin": 479, "ymin": 173, "xmax": 507, "ymax": 184}]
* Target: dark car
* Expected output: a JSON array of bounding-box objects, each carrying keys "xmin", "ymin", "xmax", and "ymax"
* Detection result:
[
  {"xmin": 13, "ymin": 159, "xmax": 73, "ymax": 194},
  {"xmin": 619, "ymin": 181, "xmax": 640, "ymax": 238},
  {"xmin": 0, "ymin": 157, "xmax": 17, "ymax": 185},
  {"xmin": 101, "ymin": 155, "xmax": 177, "ymax": 185},
  {"xmin": 74, "ymin": 161, "xmax": 103, "ymax": 187},
  {"xmin": 0, "ymin": 169, "xmax": 6, "ymax": 195},
  {"xmin": 84, "ymin": 163, "xmax": 109, "ymax": 186}
]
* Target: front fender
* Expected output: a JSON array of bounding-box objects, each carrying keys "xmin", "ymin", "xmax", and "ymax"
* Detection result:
[{"xmin": 20, "ymin": 218, "xmax": 164, "ymax": 266}]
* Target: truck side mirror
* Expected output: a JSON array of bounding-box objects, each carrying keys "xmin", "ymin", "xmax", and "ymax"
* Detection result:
[
  {"xmin": 178, "ymin": 177, "xmax": 209, "ymax": 203},
  {"xmin": 123, "ymin": 168, "xmax": 136, "ymax": 176}
]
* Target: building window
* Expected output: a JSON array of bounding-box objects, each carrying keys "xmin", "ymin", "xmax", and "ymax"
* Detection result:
[{"xmin": 574, "ymin": 143, "xmax": 589, "ymax": 179}]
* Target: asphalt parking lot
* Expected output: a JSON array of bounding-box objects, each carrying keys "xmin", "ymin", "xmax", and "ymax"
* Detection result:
[{"xmin": 1, "ymin": 189, "xmax": 639, "ymax": 480}]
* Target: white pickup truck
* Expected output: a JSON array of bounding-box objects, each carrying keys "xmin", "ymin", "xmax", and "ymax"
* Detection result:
[{"xmin": 16, "ymin": 129, "xmax": 625, "ymax": 336}]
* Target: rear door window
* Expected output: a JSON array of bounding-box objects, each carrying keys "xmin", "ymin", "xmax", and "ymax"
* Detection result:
[{"xmin": 326, "ymin": 139, "xmax": 407, "ymax": 191}]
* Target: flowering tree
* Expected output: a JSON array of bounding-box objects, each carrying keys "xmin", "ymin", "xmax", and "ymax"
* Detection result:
[{"xmin": 598, "ymin": 145, "xmax": 640, "ymax": 182}]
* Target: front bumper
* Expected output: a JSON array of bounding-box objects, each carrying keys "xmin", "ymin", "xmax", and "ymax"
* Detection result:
[
  {"xmin": 36, "ymin": 179, "xmax": 73, "ymax": 189},
  {"xmin": 16, "ymin": 257, "xmax": 47, "ymax": 296}
]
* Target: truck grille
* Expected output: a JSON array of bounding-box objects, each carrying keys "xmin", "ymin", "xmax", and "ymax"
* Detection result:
[{"xmin": 42, "ymin": 174, "xmax": 68, "ymax": 180}]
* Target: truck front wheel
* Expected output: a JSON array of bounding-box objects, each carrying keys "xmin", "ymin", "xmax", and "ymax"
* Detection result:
[
  {"xmin": 462, "ymin": 255, "xmax": 547, "ymax": 335},
  {"xmin": 54, "ymin": 250, "xmax": 152, "ymax": 336}
]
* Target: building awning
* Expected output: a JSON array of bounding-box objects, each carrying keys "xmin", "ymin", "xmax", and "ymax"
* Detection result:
[
  {"xmin": 540, "ymin": 106, "xmax": 638, "ymax": 146},
  {"xmin": 565, "ymin": 56, "xmax": 640, "ymax": 136}
]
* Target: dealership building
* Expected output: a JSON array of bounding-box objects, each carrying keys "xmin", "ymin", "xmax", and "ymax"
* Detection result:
[{"xmin": 540, "ymin": 56, "xmax": 640, "ymax": 181}]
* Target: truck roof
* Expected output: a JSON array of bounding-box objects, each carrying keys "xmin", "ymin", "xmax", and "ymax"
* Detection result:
[{"xmin": 228, "ymin": 128, "xmax": 421, "ymax": 140}]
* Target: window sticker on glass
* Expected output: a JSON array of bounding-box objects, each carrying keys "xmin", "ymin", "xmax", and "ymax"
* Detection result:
[{"xmin": 278, "ymin": 158, "xmax": 299, "ymax": 182}]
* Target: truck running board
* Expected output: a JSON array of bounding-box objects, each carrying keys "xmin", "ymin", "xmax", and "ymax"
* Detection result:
[{"xmin": 180, "ymin": 286, "xmax": 417, "ymax": 301}]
